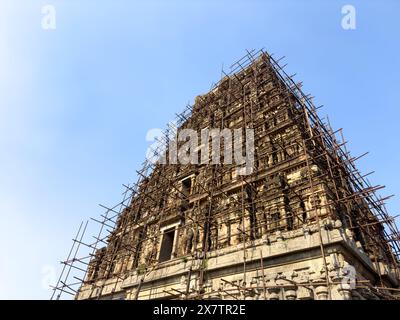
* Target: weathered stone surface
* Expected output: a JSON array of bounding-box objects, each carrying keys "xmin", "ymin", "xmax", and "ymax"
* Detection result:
[{"xmin": 75, "ymin": 52, "xmax": 400, "ymax": 300}]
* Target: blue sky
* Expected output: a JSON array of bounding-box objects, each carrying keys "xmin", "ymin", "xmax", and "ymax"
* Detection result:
[{"xmin": 0, "ymin": 0, "xmax": 399, "ymax": 299}]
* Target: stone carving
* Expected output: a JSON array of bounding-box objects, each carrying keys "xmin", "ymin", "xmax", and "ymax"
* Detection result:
[
  {"xmin": 184, "ymin": 228, "xmax": 194, "ymax": 254},
  {"xmin": 73, "ymin": 52, "xmax": 400, "ymax": 301}
]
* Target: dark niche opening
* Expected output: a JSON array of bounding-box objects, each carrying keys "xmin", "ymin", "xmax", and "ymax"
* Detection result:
[
  {"xmin": 159, "ymin": 228, "xmax": 175, "ymax": 262},
  {"xmin": 182, "ymin": 177, "xmax": 192, "ymax": 197}
]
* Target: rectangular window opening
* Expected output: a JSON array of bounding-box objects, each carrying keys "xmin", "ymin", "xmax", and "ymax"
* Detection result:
[
  {"xmin": 182, "ymin": 177, "xmax": 192, "ymax": 197},
  {"xmin": 159, "ymin": 228, "xmax": 175, "ymax": 263}
]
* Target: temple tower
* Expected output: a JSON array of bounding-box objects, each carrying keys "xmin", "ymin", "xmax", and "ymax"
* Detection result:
[{"xmin": 56, "ymin": 50, "xmax": 400, "ymax": 300}]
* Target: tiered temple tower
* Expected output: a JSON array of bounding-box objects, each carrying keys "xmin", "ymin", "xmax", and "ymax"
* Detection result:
[{"xmin": 71, "ymin": 50, "xmax": 400, "ymax": 300}]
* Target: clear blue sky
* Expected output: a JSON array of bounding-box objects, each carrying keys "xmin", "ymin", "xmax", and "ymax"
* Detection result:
[{"xmin": 0, "ymin": 0, "xmax": 399, "ymax": 299}]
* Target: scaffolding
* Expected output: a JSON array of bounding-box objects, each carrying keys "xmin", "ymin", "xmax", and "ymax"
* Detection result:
[{"xmin": 51, "ymin": 49, "xmax": 400, "ymax": 300}]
